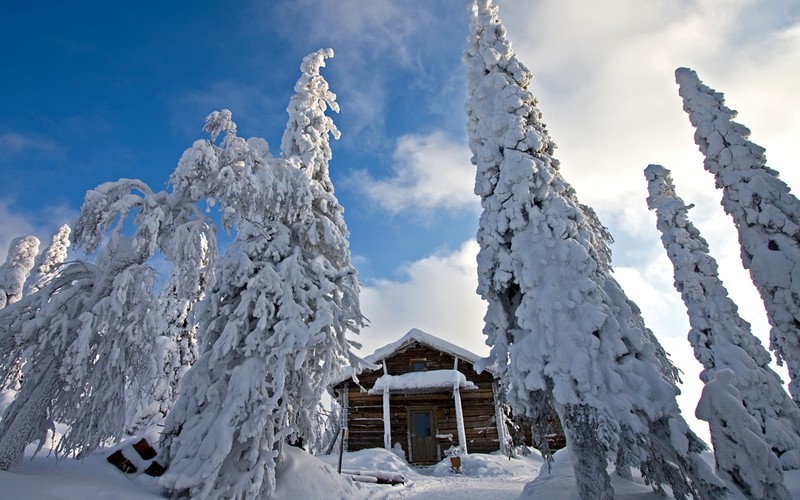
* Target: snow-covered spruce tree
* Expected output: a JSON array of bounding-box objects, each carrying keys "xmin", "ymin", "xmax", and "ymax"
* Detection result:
[
  {"xmin": 159, "ymin": 49, "xmax": 364, "ymax": 499},
  {"xmin": 0, "ymin": 235, "xmax": 40, "ymax": 309},
  {"xmin": 0, "ymin": 238, "xmax": 157, "ymax": 469},
  {"xmin": 0, "ymin": 178, "xmax": 184, "ymax": 469},
  {"xmin": 676, "ymin": 67, "xmax": 800, "ymax": 402},
  {"xmin": 279, "ymin": 48, "xmax": 364, "ymax": 444},
  {"xmin": 697, "ymin": 369, "xmax": 789, "ymax": 499},
  {"xmin": 1, "ymin": 232, "xmax": 57, "ymax": 390},
  {"xmin": 466, "ymin": 2, "xmax": 725, "ymax": 499},
  {"xmin": 124, "ymin": 175, "xmax": 216, "ymax": 433},
  {"xmin": 125, "ymin": 231, "xmax": 210, "ymax": 434},
  {"xmin": 23, "ymin": 224, "xmax": 71, "ymax": 296},
  {"xmin": 646, "ymin": 164, "xmax": 800, "ymax": 473}
]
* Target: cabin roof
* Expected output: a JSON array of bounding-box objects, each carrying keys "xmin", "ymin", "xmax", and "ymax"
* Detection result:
[
  {"xmin": 366, "ymin": 328, "xmax": 483, "ymax": 366},
  {"xmin": 331, "ymin": 328, "xmax": 493, "ymax": 387}
]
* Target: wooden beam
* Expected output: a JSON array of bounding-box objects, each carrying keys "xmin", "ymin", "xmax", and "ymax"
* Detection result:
[
  {"xmin": 342, "ymin": 385, "xmax": 350, "ymax": 453},
  {"xmin": 382, "ymin": 360, "xmax": 391, "ymax": 450}
]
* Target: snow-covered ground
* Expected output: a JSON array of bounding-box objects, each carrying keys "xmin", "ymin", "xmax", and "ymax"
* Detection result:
[{"xmin": 3, "ymin": 442, "xmax": 800, "ymax": 499}]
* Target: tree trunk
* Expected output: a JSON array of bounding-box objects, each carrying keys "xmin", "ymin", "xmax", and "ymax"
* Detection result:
[
  {"xmin": 561, "ymin": 404, "xmax": 614, "ymax": 500},
  {"xmin": 0, "ymin": 358, "xmax": 58, "ymax": 470}
]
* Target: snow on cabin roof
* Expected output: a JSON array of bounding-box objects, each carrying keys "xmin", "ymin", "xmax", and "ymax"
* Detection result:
[
  {"xmin": 365, "ymin": 328, "xmax": 483, "ymax": 367},
  {"xmin": 367, "ymin": 370, "xmax": 478, "ymax": 395},
  {"xmin": 329, "ymin": 329, "xmax": 491, "ymax": 388}
]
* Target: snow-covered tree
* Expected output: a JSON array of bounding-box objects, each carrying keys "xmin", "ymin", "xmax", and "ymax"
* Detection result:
[
  {"xmin": 1, "ymin": 227, "xmax": 71, "ymax": 392},
  {"xmin": 125, "ymin": 231, "xmax": 210, "ymax": 434},
  {"xmin": 23, "ymin": 224, "xmax": 71, "ymax": 296},
  {"xmin": 697, "ymin": 369, "xmax": 789, "ymax": 499},
  {"xmin": 279, "ymin": 48, "xmax": 364, "ymax": 443},
  {"xmin": 0, "ymin": 235, "xmax": 40, "ymax": 309},
  {"xmin": 645, "ymin": 164, "xmax": 800, "ymax": 473},
  {"xmin": 0, "ymin": 177, "xmax": 182, "ymax": 470},
  {"xmin": 74, "ymin": 160, "xmax": 220, "ymax": 436},
  {"xmin": 0, "ymin": 238, "xmax": 156, "ymax": 469},
  {"xmin": 159, "ymin": 49, "xmax": 364, "ymax": 499},
  {"xmin": 465, "ymin": 2, "xmax": 725, "ymax": 498},
  {"xmin": 676, "ymin": 67, "xmax": 800, "ymax": 402}
]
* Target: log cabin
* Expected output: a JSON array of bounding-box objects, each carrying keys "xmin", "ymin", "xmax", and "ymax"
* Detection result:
[{"xmin": 331, "ymin": 328, "xmax": 515, "ymax": 464}]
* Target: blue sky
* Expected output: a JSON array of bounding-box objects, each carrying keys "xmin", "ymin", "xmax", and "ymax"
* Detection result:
[
  {"xmin": 0, "ymin": 1, "xmax": 475, "ymax": 279},
  {"xmin": 2, "ymin": 0, "xmax": 799, "ymax": 440}
]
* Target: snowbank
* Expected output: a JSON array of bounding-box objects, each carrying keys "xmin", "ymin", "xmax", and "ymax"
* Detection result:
[
  {"xmin": 275, "ymin": 445, "xmax": 362, "ymax": 499},
  {"xmin": 317, "ymin": 447, "xmax": 416, "ymax": 477},
  {"xmin": 431, "ymin": 450, "xmax": 543, "ymax": 477},
  {"xmin": 0, "ymin": 442, "xmax": 362, "ymax": 499}
]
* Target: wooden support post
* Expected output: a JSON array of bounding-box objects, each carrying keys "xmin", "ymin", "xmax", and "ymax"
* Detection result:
[
  {"xmin": 453, "ymin": 356, "xmax": 468, "ymax": 454},
  {"xmin": 342, "ymin": 385, "xmax": 350, "ymax": 453},
  {"xmin": 453, "ymin": 387, "xmax": 467, "ymax": 455},
  {"xmin": 338, "ymin": 427, "xmax": 347, "ymax": 474},
  {"xmin": 382, "ymin": 360, "xmax": 392, "ymax": 450},
  {"xmin": 382, "ymin": 389, "xmax": 391, "ymax": 450}
]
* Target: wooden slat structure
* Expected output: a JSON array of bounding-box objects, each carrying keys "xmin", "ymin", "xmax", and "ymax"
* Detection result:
[{"xmin": 331, "ymin": 329, "xmax": 565, "ymax": 464}]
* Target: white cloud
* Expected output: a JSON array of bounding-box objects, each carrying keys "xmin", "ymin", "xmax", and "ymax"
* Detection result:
[
  {"xmin": 0, "ymin": 132, "xmax": 62, "ymax": 162},
  {"xmin": 494, "ymin": 0, "xmax": 800, "ymax": 216},
  {"xmin": 349, "ymin": 130, "xmax": 477, "ymax": 214},
  {"xmin": 271, "ymin": 0, "xmax": 427, "ymax": 68},
  {"xmin": 356, "ymin": 239, "xmax": 488, "ymax": 358}
]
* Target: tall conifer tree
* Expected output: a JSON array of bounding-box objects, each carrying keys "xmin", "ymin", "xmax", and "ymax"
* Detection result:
[
  {"xmin": 677, "ymin": 67, "xmax": 800, "ymax": 402},
  {"xmin": 23, "ymin": 224, "xmax": 71, "ymax": 297},
  {"xmin": 465, "ymin": 2, "xmax": 724, "ymax": 498},
  {"xmin": 159, "ymin": 50, "xmax": 363, "ymax": 499},
  {"xmin": 645, "ymin": 164, "xmax": 800, "ymax": 473}
]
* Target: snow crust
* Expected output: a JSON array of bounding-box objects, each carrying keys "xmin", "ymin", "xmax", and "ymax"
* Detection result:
[
  {"xmin": 368, "ymin": 370, "xmax": 477, "ymax": 394},
  {"xmin": 1, "ymin": 443, "xmax": 799, "ymax": 499}
]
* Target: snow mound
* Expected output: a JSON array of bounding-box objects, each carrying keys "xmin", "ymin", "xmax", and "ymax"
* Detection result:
[
  {"xmin": 317, "ymin": 447, "xmax": 415, "ymax": 477},
  {"xmin": 432, "ymin": 451, "xmax": 543, "ymax": 477},
  {"xmin": 0, "ymin": 451, "xmax": 163, "ymax": 500},
  {"xmin": 275, "ymin": 446, "xmax": 362, "ymax": 499}
]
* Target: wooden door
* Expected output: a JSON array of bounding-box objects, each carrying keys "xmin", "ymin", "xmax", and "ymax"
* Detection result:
[{"xmin": 409, "ymin": 409, "xmax": 437, "ymax": 463}]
